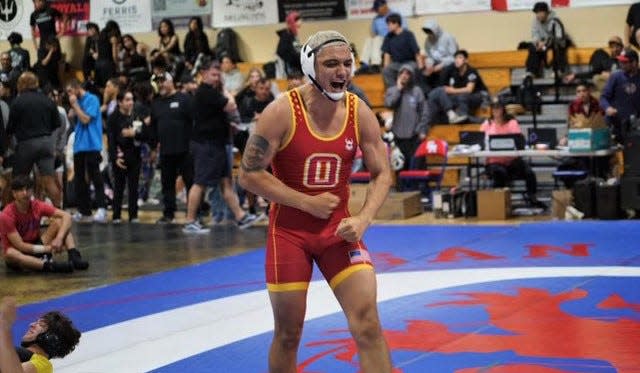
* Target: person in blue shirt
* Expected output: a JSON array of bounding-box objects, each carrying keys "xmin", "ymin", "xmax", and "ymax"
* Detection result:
[{"xmin": 66, "ymin": 79, "xmax": 108, "ymax": 223}]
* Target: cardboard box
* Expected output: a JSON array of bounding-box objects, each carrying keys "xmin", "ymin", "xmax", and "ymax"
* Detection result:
[
  {"xmin": 477, "ymin": 189, "xmax": 511, "ymax": 220},
  {"xmin": 568, "ymin": 128, "xmax": 610, "ymax": 152},
  {"xmin": 348, "ymin": 189, "xmax": 422, "ymax": 220},
  {"xmin": 551, "ymin": 189, "xmax": 573, "ymax": 220}
]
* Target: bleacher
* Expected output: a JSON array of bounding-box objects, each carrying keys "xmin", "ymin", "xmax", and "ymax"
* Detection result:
[{"xmin": 236, "ymin": 47, "xmax": 597, "ymax": 190}]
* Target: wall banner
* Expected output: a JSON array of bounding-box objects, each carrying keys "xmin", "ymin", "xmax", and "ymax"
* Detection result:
[{"xmin": 90, "ymin": 0, "xmax": 152, "ymax": 34}]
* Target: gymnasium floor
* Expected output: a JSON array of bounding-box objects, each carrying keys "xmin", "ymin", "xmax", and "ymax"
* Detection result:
[{"xmin": 3, "ymin": 218, "xmax": 639, "ymax": 372}]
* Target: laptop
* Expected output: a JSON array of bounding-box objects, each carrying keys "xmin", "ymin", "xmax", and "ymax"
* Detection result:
[
  {"xmin": 527, "ymin": 128, "xmax": 558, "ymax": 149},
  {"xmin": 488, "ymin": 133, "xmax": 526, "ymax": 151},
  {"xmin": 459, "ymin": 131, "xmax": 486, "ymax": 150}
]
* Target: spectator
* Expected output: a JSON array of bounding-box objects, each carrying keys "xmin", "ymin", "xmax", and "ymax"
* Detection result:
[
  {"xmin": 81, "ymin": 22, "xmax": 100, "ymax": 82},
  {"xmin": 30, "ymin": 0, "xmax": 65, "ymax": 54},
  {"xmin": 132, "ymin": 81, "xmax": 158, "ymax": 207},
  {"xmin": 121, "ymin": 34, "xmax": 150, "ymax": 83},
  {"xmin": 381, "ymin": 13, "xmax": 422, "ymax": 88},
  {"xmin": 0, "ymin": 297, "xmax": 81, "ymax": 370},
  {"xmin": 149, "ymin": 72, "xmax": 194, "ymax": 224},
  {"xmin": 184, "ymin": 16, "xmax": 211, "ymax": 74},
  {"xmin": 419, "ymin": 19, "xmax": 458, "ymax": 92},
  {"xmin": 220, "ymin": 54, "xmax": 244, "ymax": 96},
  {"xmin": 600, "ymin": 48, "xmax": 640, "ymax": 144},
  {"xmin": 48, "ymin": 87, "xmax": 71, "ymax": 204},
  {"xmin": 7, "ymin": 72, "xmax": 62, "ymax": 207},
  {"xmin": 384, "ymin": 64, "xmax": 428, "ymax": 169},
  {"xmin": 155, "ymin": 18, "xmax": 183, "ymax": 77},
  {"xmin": 526, "ymin": 2, "xmax": 572, "ymax": 77},
  {"xmin": 107, "ymin": 89, "xmax": 149, "ymax": 224},
  {"xmin": 0, "ymin": 53, "xmax": 20, "ymax": 92},
  {"xmin": 563, "ymin": 36, "xmax": 624, "ymax": 94},
  {"xmin": 557, "ymin": 83, "xmax": 608, "ymax": 186},
  {"xmin": 625, "ymin": 2, "xmax": 640, "ymax": 48},
  {"xmin": 276, "ymin": 11, "xmax": 303, "ymax": 77},
  {"xmin": 65, "ymin": 79, "xmax": 108, "ymax": 223},
  {"xmin": 6, "ymin": 32, "xmax": 30, "ymax": 74},
  {"xmin": 427, "ymin": 49, "xmax": 488, "ymax": 124},
  {"xmin": 183, "ymin": 59, "xmax": 263, "ymax": 233},
  {"xmin": 95, "ymin": 20, "xmax": 121, "ymax": 89},
  {"xmin": 101, "ymin": 78, "xmax": 120, "ymax": 120},
  {"xmin": 358, "ymin": 0, "xmax": 407, "ymax": 74},
  {"xmin": 0, "ymin": 175, "xmax": 89, "ymax": 273},
  {"xmin": 481, "ymin": 98, "xmax": 546, "ymax": 209},
  {"xmin": 33, "ymin": 36, "xmax": 62, "ymax": 89}
]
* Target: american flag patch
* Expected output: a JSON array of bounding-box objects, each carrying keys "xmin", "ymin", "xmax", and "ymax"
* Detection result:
[{"xmin": 348, "ymin": 249, "xmax": 371, "ymax": 264}]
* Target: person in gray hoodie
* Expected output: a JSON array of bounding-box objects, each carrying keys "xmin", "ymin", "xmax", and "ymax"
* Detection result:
[
  {"xmin": 526, "ymin": 2, "xmax": 571, "ymax": 77},
  {"xmin": 420, "ymin": 19, "xmax": 458, "ymax": 92},
  {"xmin": 384, "ymin": 63, "xmax": 429, "ymax": 170}
]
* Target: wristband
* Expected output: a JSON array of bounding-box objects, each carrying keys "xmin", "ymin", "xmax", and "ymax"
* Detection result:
[{"xmin": 32, "ymin": 244, "xmax": 45, "ymax": 254}]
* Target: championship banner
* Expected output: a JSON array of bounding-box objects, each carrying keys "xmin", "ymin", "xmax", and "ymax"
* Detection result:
[
  {"xmin": 50, "ymin": 0, "xmax": 90, "ymax": 36},
  {"xmin": 347, "ymin": 0, "xmax": 413, "ymax": 20},
  {"xmin": 416, "ymin": 0, "xmax": 492, "ymax": 15},
  {"xmin": 278, "ymin": 0, "xmax": 347, "ymax": 21},
  {"xmin": 212, "ymin": 0, "xmax": 278, "ymax": 28},
  {"xmin": 491, "ymin": 0, "xmax": 569, "ymax": 11},
  {"xmin": 0, "ymin": 0, "xmax": 34, "ymax": 40},
  {"xmin": 151, "ymin": 0, "xmax": 212, "ymax": 30},
  {"xmin": 90, "ymin": 0, "xmax": 152, "ymax": 34}
]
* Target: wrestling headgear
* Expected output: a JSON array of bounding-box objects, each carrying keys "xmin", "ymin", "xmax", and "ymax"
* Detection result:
[{"xmin": 300, "ymin": 31, "xmax": 355, "ymax": 101}]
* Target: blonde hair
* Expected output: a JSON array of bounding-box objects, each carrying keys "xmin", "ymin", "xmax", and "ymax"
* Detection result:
[{"xmin": 16, "ymin": 71, "xmax": 39, "ymax": 93}]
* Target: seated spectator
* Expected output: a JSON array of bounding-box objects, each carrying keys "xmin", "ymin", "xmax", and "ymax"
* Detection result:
[
  {"xmin": 557, "ymin": 83, "xmax": 608, "ymax": 186},
  {"xmin": 154, "ymin": 18, "xmax": 183, "ymax": 78},
  {"xmin": 276, "ymin": 11, "xmax": 303, "ymax": 77},
  {"xmin": 0, "ymin": 297, "xmax": 81, "ymax": 370},
  {"xmin": 121, "ymin": 34, "xmax": 150, "ymax": 83},
  {"xmin": 381, "ymin": 13, "xmax": 422, "ymax": 88},
  {"xmin": 358, "ymin": 0, "xmax": 407, "ymax": 74},
  {"xmin": 427, "ymin": 49, "xmax": 488, "ymax": 124},
  {"xmin": 220, "ymin": 53, "xmax": 244, "ymax": 96},
  {"xmin": 564, "ymin": 36, "xmax": 623, "ymax": 91},
  {"xmin": 285, "ymin": 70, "xmax": 305, "ymax": 91},
  {"xmin": 0, "ymin": 176, "xmax": 89, "ymax": 272},
  {"xmin": 6, "ymin": 32, "xmax": 30, "ymax": 74},
  {"xmin": 481, "ymin": 98, "xmax": 546, "ymax": 209},
  {"xmin": 419, "ymin": 19, "xmax": 458, "ymax": 93},
  {"xmin": 526, "ymin": 2, "xmax": 572, "ymax": 78},
  {"xmin": 183, "ymin": 16, "xmax": 211, "ymax": 75}
]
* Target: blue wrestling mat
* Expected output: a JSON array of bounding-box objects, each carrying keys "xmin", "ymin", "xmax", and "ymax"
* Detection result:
[{"xmin": 12, "ymin": 221, "xmax": 640, "ymax": 372}]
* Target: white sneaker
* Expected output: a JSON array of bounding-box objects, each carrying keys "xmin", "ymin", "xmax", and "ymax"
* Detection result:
[
  {"xmin": 447, "ymin": 110, "xmax": 468, "ymax": 124},
  {"xmin": 182, "ymin": 221, "xmax": 211, "ymax": 234},
  {"xmin": 93, "ymin": 208, "xmax": 108, "ymax": 223}
]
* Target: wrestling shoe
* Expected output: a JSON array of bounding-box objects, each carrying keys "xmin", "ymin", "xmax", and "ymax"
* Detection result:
[{"xmin": 68, "ymin": 249, "xmax": 89, "ymax": 270}]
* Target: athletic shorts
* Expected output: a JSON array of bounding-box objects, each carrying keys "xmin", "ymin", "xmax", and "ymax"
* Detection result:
[
  {"xmin": 13, "ymin": 136, "xmax": 56, "ymax": 176},
  {"xmin": 191, "ymin": 140, "xmax": 230, "ymax": 186},
  {"xmin": 265, "ymin": 206, "xmax": 374, "ymax": 292}
]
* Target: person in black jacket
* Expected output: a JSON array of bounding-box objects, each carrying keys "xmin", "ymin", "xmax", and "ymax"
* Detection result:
[
  {"xmin": 7, "ymin": 72, "xmax": 62, "ymax": 207},
  {"xmin": 149, "ymin": 71, "xmax": 194, "ymax": 224},
  {"xmin": 183, "ymin": 16, "xmax": 211, "ymax": 75},
  {"xmin": 81, "ymin": 23, "xmax": 100, "ymax": 82},
  {"xmin": 107, "ymin": 89, "xmax": 149, "ymax": 223},
  {"xmin": 276, "ymin": 11, "xmax": 302, "ymax": 77}
]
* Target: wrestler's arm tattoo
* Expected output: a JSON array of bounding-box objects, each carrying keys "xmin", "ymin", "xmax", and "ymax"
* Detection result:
[{"xmin": 241, "ymin": 134, "xmax": 270, "ymax": 172}]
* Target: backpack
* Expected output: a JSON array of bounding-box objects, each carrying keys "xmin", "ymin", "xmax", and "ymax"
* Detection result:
[{"xmin": 214, "ymin": 28, "xmax": 242, "ymax": 63}]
